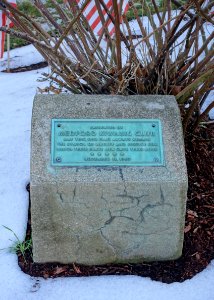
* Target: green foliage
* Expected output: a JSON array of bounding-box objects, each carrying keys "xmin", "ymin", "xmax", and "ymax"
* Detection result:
[
  {"xmin": 0, "ymin": 225, "xmax": 32, "ymax": 262},
  {"xmin": 46, "ymin": 0, "xmax": 64, "ymax": 7},
  {"xmin": 8, "ymin": 0, "xmax": 64, "ymax": 49},
  {"xmin": 159, "ymin": 0, "xmax": 186, "ymax": 9},
  {"xmin": 4, "ymin": 1, "xmax": 39, "ymax": 50},
  {"xmin": 126, "ymin": 9, "xmax": 141, "ymax": 21},
  {"xmin": 17, "ymin": 0, "xmax": 41, "ymax": 18},
  {"xmin": 14, "ymin": 0, "xmax": 65, "ymax": 45},
  {"xmin": 4, "ymin": 35, "xmax": 29, "ymax": 51},
  {"xmin": 127, "ymin": 0, "xmax": 187, "ymax": 20}
]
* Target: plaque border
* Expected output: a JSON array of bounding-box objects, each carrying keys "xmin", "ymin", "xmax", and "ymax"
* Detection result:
[{"xmin": 51, "ymin": 119, "xmax": 165, "ymax": 167}]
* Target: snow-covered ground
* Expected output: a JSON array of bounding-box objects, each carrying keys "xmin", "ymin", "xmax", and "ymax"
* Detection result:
[
  {"xmin": 0, "ymin": 44, "xmax": 44, "ymax": 72},
  {"xmin": 0, "ymin": 44, "xmax": 214, "ymax": 299}
]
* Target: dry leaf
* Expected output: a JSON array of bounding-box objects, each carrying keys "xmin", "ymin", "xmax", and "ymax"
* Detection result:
[
  {"xmin": 187, "ymin": 210, "xmax": 198, "ymax": 217},
  {"xmin": 196, "ymin": 253, "xmax": 200, "ymax": 260},
  {"xmin": 53, "ymin": 266, "xmax": 67, "ymax": 275},
  {"xmin": 73, "ymin": 263, "xmax": 81, "ymax": 274},
  {"xmin": 170, "ymin": 85, "xmax": 182, "ymax": 95},
  {"xmin": 184, "ymin": 224, "xmax": 192, "ymax": 233},
  {"xmin": 193, "ymin": 226, "xmax": 199, "ymax": 233},
  {"xmin": 43, "ymin": 273, "xmax": 49, "ymax": 279}
]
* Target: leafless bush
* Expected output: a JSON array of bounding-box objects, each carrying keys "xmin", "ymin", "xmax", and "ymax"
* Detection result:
[{"xmin": 0, "ymin": 0, "xmax": 213, "ymax": 132}]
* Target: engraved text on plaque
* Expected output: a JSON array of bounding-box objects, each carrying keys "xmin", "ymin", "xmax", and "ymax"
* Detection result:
[{"xmin": 51, "ymin": 119, "xmax": 164, "ymax": 166}]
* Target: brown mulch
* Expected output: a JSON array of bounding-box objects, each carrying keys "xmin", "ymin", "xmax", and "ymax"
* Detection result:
[
  {"xmin": 1, "ymin": 61, "xmax": 48, "ymax": 73},
  {"xmin": 18, "ymin": 125, "xmax": 214, "ymax": 283}
]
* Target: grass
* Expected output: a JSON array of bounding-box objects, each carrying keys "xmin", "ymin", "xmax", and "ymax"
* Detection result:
[{"xmin": 0, "ymin": 225, "xmax": 32, "ymax": 263}]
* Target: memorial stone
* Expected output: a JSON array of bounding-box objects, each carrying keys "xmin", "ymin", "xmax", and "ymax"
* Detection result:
[{"xmin": 31, "ymin": 95, "xmax": 188, "ymax": 264}]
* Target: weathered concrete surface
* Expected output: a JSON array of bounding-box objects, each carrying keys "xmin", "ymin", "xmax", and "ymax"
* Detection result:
[{"xmin": 31, "ymin": 95, "xmax": 188, "ymax": 264}]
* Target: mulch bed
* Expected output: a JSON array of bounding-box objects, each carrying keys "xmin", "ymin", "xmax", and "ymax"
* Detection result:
[
  {"xmin": 18, "ymin": 124, "xmax": 214, "ymax": 283},
  {"xmin": 1, "ymin": 61, "xmax": 48, "ymax": 73}
]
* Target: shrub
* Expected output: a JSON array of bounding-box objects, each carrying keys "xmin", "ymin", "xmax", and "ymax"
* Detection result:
[{"xmin": 0, "ymin": 0, "xmax": 213, "ymax": 132}]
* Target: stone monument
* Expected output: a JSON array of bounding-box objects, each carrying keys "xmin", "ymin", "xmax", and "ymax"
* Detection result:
[{"xmin": 31, "ymin": 95, "xmax": 188, "ymax": 264}]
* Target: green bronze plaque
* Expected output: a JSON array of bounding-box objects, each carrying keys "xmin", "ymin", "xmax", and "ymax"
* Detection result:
[{"xmin": 51, "ymin": 119, "xmax": 164, "ymax": 166}]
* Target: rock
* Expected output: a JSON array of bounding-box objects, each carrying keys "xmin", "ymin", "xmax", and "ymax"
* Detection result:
[{"xmin": 31, "ymin": 94, "xmax": 188, "ymax": 264}]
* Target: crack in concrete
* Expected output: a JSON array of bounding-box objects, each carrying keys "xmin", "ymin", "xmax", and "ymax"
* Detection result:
[
  {"xmin": 56, "ymin": 186, "xmax": 65, "ymax": 204},
  {"xmin": 56, "ymin": 185, "xmax": 78, "ymax": 205},
  {"xmin": 56, "ymin": 181, "xmax": 174, "ymax": 256},
  {"xmin": 72, "ymin": 186, "xmax": 76, "ymax": 202},
  {"xmin": 138, "ymin": 186, "xmax": 173, "ymax": 223},
  {"xmin": 119, "ymin": 167, "xmax": 124, "ymax": 181},
  {"xmin": 59, "ymin": 193, "xmax": 64, "ymax": 203},
  {"xmin": 100, "ymin": 180, "xmax": 173, "ymax": 236},
  {"xmin": 105, "ymin": 210, "xmax": 135, "ymax": 226},
  {"xmin": 160, "ymin": 186, "xmax": 165, "ymax": 204},
  {"xmin": 101, "ymin": 192, "xmax": 109, "ymax": 206},
  {"xmin": 99, "ymin": 228, "xmax": 116, "ymax": 255},
  {"xmin": 104, "ymin": 214, "xmax": 135, "ymax": 226},
  {"xmin": 119, "ymin": 167, "xmax": 128, "ymax": 197},
  {"xmin": 116, "ymin": 193, "xmax": 149, "ymax": 206}
]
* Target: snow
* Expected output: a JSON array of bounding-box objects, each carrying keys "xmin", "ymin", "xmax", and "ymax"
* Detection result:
[
  {"xmin": 201, "ymin": 90, "xmax": 214, "ymax": 119},
  {"xmin": 0, "ymin": 44, "xmax": 44, "ymax": 71},
  {"xmin": 0, "ymin": 39, "xmax": 214, "ymax": 300}
]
